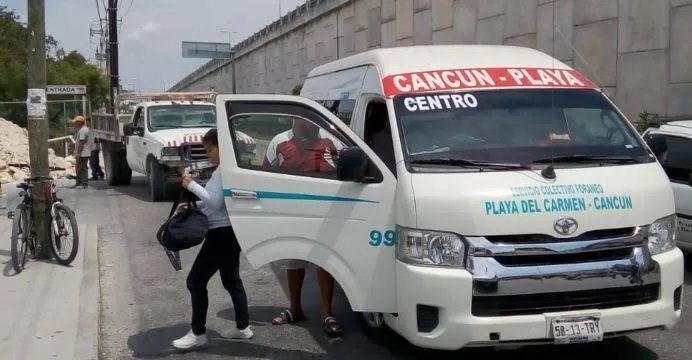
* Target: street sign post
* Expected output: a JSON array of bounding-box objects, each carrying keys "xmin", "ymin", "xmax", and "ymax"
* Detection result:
[
  {"xmin": 182, "ymin": 41, "xmax": 231, "ymax": 59},
  {"xmin": 46, "ymin": 85, "xmax": 87, "ymax": 95},
  {"xmin": 181, "ymin": 41, "xmax": 235, "ymax": 93}
]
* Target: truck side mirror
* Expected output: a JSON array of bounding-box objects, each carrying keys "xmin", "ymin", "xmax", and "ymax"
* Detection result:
[
  {"xmin": 337, "ymin": 146, "xmax": 368, "ymax": 182},
  {"xmin": 124, "ymin": 123, "xmax": 143, "ymax": 137}
]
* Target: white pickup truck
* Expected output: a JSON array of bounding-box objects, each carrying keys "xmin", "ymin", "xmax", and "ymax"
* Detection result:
[{"xmin": 91, "ymin": 92, "xmax": 255, "ymax": 201}]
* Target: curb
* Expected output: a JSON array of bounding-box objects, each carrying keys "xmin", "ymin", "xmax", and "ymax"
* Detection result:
[{"xmin": 75, "ymin": 224, "xmax": 100, "ymax": 360}]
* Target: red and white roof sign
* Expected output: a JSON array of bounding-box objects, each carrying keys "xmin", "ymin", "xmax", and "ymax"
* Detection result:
[{"xmin": 382, "ymin": 67, "xmax": 597, "ymax": 97}]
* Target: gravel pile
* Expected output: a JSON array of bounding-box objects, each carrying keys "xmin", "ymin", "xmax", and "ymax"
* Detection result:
[{"xmin": 0, "ymin": 117, "xmax": 75, "ymax": 183}]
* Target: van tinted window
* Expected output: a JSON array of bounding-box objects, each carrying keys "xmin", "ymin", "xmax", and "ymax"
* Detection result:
[
  {"xmin": 317, "ymin": 99, "xmax": 355, "ymax": 125},
  {"xmin": 653, "ymin": 135, "xmax": 692, "ymax": 184},
  {"xmin": 393, "ymin": 89, "xmax": 651, "ymax": 171}
]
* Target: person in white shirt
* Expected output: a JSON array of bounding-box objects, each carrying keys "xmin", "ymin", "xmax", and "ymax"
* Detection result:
[
  {"xmin": 71, "ymin": 115, "xmax": 92, "ymax": 188},
  {"xmin": 172, "ymin": 129, "xmax": 252, "ymax": 350}
]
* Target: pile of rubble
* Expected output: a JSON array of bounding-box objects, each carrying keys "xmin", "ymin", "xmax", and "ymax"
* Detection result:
[{"xmin": 0, "ymin": 117, "xmax": 75, "ymax": 184}]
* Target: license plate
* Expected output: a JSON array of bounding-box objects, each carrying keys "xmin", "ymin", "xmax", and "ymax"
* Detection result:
[{"xmin": 551, "ymin": 316, "xmax": 603, "ymax": 344}]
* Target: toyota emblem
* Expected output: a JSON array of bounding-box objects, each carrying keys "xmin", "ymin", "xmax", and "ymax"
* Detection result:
[{"xmin": 553, "ymin": 217, "xmax": 578, "ymax": 235}]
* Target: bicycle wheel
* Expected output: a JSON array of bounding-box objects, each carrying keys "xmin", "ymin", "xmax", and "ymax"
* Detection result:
[
  {"xmin": 10, "ymin": 205, "xmax": 29, "ymax": 273},
  {"xmin": 50, "ymin": 203, "xmax": 79, "ymax": 265}
]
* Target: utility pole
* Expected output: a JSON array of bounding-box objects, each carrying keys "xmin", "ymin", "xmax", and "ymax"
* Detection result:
[
  {"xmin": 26, "ymin": 0, "xmax": 51, "ymax": 259},
  {"xmin": 107, "ymin": 0, "xmax": 119, "ymax": 113}
]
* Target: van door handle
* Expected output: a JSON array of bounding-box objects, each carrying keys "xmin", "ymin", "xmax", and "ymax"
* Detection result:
[
  {"xmin": 143, "ymin": 141, "xmax": 147, "ymax": 145},
  {"xmin": 231, "ymin": 189, "xmax": 259, "ymax": 200}
]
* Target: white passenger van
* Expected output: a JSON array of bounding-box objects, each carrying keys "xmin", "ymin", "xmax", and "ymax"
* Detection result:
[
  {"xmin": 215, "ymin": 45, "xmax": 684, "ymax": 349},
  {"xmin": 643, "ymin": 120, "xmax": 692, "ymax": 253}
]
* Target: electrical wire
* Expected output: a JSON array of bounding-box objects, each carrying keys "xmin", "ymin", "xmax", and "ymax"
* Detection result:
[{"xmin": 122, "ymin": 0, "xmax": 134, "ymax": 19}]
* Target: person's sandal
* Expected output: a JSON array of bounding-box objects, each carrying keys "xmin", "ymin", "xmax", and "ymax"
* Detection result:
[
  {"xmin": 322, "ymin": 316, "xmax": 343, "ymax": 337},
  {"xmin": 272, "ymin": 309, "xmax": 306, "ymax": 325}
]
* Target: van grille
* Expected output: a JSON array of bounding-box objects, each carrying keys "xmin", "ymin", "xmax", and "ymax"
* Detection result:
[
  {"xmin": 493, "ymin": 248, "xmax": 633, "ymax": 267},
  {"xmin": 485, "ymin": 227, "xmax": 635, "ymax": 244},
  {"xmin": 472, "ymin": 284, "xmax": 659, "ymax": 317}
]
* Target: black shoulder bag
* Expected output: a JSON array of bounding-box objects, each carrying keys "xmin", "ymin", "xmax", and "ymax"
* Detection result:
[{"xmin": 156, "ymin": 189, "xmax": 209, "ymax": 253}]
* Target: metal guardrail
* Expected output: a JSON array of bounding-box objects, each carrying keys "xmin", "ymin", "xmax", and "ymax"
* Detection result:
[{"xmin": 47, "ymin": 135, "xmax": 75, "ymax": 158}]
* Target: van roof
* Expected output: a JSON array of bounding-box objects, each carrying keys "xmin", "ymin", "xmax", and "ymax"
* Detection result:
[
  {"xmin": 307, "ymin": 45, "xmax": 574, "ymax": 78},
  {"xmin": 656, "ymin": 120, "xmax": 692, "ymax": 136}
]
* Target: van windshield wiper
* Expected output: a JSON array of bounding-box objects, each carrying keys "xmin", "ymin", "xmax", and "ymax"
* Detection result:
[
  {"xmin": 410, "ymin": 158, "xmax": 532, "ymax": 170},
  {"xmin": 532, "ymin": 155, "xmax": 642, "ymax": 164}
]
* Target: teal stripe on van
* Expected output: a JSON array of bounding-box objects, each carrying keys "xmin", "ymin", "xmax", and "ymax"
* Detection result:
[{"xmin": 223, "ymin": 189, "xmax": 377, "ymax": 203}]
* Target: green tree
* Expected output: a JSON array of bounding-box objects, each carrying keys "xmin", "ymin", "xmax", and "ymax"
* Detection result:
[
  {"xmin": 0, "ymin": 6, "xmax": 29, "ymax": 126},
  {"xmin": 0, "ymin": 6, "xmax": 109, "ymax": 129}
]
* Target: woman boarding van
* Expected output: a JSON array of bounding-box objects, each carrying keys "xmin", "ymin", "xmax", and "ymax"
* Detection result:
[{"xmin": 215, "ymin": 45, "xmax": 684, "ymax": 349}]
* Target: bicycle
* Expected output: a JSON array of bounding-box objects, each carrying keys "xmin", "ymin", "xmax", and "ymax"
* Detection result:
[{"xmin": 7, "ymin": 176, "xmax": 79, "ymax": 273}]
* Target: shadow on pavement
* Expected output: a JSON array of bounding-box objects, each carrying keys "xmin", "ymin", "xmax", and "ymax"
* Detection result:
[
  {"xmin": 2, "ymin": 257, "xmax": 17, "ymax": 277},
  {"xmin": 127, "ymin": 322, "xmax": 333, "ymax": 359},
  {"xmin": 85, "ymin": 176, "xmax": 159, "ymax": 204}
]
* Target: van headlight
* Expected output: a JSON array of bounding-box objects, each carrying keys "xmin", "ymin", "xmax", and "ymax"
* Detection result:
[
  {"xmin": 396, "ymin": 226, "xmax": 465, "ymax": 267},
  {"xmin": 648, "ymin": 214, "xmax": 677, "ymax": 255},
  {"xmin": 161, "ymin": 147, "xmax": 179, "ymax": 157}
]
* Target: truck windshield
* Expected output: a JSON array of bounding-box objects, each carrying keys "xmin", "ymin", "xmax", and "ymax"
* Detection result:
[
  {"xmin": 147, "ymin": 105, "xmax": 216, "ymax": 131},
  {"xmin": 394, "ymin": 89, "xmax": 651, "ymax": 170}
]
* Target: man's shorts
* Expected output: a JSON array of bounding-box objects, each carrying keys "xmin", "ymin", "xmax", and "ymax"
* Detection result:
[{"xmin": 277, "ymin": 259, "xmax": 308, "ymax": 270}]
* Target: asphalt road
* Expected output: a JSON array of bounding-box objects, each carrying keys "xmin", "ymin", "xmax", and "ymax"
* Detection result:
[{"xmin": 71, "ymin": 175, "xmax": 692, "ymax": 359}]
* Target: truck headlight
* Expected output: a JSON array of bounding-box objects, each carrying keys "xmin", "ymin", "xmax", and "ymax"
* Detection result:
[
  {"xmin": 161, "ymin": 147, "xmax": 179, "ymax": 157},
  {"xmin": 648, "ymin": 214, "xmax": 677, "ymax": 255},
  {"xmin": 396, "ymin": 226, "xmax": 465, "ymax": 267}
]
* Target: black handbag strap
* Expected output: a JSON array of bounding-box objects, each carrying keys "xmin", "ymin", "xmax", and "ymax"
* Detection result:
[{"xmin": 167, "ymin": 188, "xmax": 197, "ymax": 219}]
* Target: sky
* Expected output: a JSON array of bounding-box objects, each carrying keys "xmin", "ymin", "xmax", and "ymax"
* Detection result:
[{"xmin": 4, "ymin": 0, "xmax": 305, "ymax": 91}]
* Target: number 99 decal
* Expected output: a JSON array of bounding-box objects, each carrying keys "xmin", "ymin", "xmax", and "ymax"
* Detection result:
[{"xmin": 369, "ymin": 230, "xmax": 397, "ymax": 247}]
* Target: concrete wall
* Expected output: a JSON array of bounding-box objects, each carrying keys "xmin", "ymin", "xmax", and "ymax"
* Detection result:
[{"xmin": 171, "ymin": 0, "xmax": 692, "ymax": 121}]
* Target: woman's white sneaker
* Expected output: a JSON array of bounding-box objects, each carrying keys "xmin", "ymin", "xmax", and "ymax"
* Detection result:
[
  {"xmin": 221, "ymin": 326, "xmax": 254, "ymax": 339},
  {"xmin": 172, "ymin": 329, "xmax": 208, "ymax": 349}
]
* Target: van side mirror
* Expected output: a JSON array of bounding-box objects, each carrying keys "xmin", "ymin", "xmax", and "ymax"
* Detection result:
[
  {"xmin": 337, "ymin": 147, "xmax": 368, "ymax": 182},
  {"xmin": 644, "ymin": 135, "xmax": 667, "ymax": 161}
]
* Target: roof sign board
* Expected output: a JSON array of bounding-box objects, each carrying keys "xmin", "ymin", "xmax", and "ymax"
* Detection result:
[
  {"xmin": 381, "ymin": 68, "xmax": 596, "ymax": 97},
  {"xmin": 46, "ymin": 85, "xmax": 87, "ymax": 95},
  {"xmin": 182, "ymin": 41, "xmax": 231, "ymax": 59}
]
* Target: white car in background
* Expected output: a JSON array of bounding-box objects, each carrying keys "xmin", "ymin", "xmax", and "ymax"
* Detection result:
[{"xmin": 644, "ymin": 120, "xmax": 692, "ymax": 252}]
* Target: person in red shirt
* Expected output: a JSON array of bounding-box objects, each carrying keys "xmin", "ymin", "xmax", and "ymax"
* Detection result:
[
  {"xmin": 263, "ymin": 118, "xmax": 344, "ymax": 336},
  {"xmin": 262, "ymin": 118, "xmax": 340, "ymax": 173}
]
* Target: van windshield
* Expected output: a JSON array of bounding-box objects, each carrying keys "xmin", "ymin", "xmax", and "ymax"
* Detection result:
[
  {"xmin": 147, "ymin": 105, "xmax": 216, "ymax": 131},
  {"xmin": 394, "ymin": 89, "xmax": 651, "ymax": 170}
]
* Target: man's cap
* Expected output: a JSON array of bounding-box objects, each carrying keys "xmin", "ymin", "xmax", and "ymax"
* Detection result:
[{"xmin": 71, "ymin": 115, "xmax": 86, "ymax": 124}]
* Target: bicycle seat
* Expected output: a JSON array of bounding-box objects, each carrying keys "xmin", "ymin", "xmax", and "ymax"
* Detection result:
[{"xmin": 16, "ymin": 183, "xmax": 30, "ymax": 189}]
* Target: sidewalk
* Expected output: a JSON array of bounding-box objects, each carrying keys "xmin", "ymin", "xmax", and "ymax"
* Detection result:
[{"xmin": 0, "ymin": 184, "xmax": 99, "ymax": 360}]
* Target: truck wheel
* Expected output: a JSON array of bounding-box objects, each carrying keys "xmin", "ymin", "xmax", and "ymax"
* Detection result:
[
  {"xmin": 148, "ymin": 159, "xmax": 166, "ymax": 202},
  {"xmin": 105, "ymin": 150, "xmax": 121, "ymax": 186},
  {"xmin": 106, "ymin": 150, "xmax": 132, "ymax": 186},
  {"xmin": 118, "ymin": 153, "xmax": 132, "ymax": 185}
]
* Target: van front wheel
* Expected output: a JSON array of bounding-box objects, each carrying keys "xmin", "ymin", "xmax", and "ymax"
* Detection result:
[
  {"xmin": 362, "ymin": 312, "xmax": 384, "ymax": 328},
  {"xmin": 355, "ymin": 312, "xmax": 397, "ymax": 343}
]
